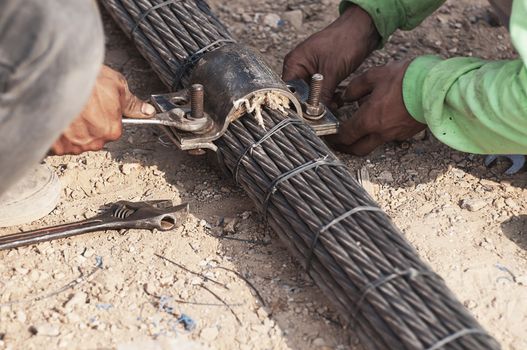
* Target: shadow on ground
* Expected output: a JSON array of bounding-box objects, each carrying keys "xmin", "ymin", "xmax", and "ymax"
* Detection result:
[{"xmin": 500, "ymin": 215, "xmax": 527, "ymax": 251}]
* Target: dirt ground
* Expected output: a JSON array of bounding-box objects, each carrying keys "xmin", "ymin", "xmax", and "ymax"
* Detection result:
[{"xmin": 0, "ymin": 0, "xmax": 526, "ymax": 349}]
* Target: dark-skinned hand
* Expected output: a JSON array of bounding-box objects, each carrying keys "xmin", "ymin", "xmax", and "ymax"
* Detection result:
[
  {"xmin": 51, "ymin": 65, "xmax": 155, "ymax": 156},
  {"xmin": 282, "ymin": 5, "xmax": 380, "ymax": 105},
  {"xmin": 327, "ymin": 60, "xmax": 426, "ymax": 156}
]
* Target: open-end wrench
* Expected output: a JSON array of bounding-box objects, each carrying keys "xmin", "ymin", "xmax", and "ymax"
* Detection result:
[
  {"xmin": 122, "ymin": 92, "xmax": 211, "ymax": 133},
  {"xmin": 0, "ymin": 200, "xmax": 189, "ymax": 251}
]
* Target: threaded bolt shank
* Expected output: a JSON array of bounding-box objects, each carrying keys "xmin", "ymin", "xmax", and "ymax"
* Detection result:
[
  {"xmin": 190, "ymin": 84, "xmax": 204, "ymax": 120},
  {"xmin": 307, "ymin": 73, "xmax": 324, "ymax": 107}
]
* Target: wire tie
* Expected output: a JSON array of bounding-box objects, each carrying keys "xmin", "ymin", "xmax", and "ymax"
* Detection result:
[
  {"xmin": 171, "ymin": 38, "xmax": 236, "ymax": 90},
  {"xmin": 234, "ymin": 118, "xmax": 304, "ymax": 184},
  {"xmin": 426, "ymin": 329, "xmax": 495, "ymax": 350},
  {"xmin": 262, "ymin": 156, "xmax": 345, "ymax": 221},
  {"xmin": 349, "ymin": 268, "xmax": 434, "ymax": 328},
  {"xmin": 131, "ymin": 0, "xmax": 181, "ymax": 36},
  {"xmin": 305, "ymin": 206, "xmax": 384, "ymax": 274}
]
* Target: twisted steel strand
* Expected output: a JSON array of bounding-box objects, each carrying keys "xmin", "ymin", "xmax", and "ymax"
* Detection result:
[
  {"xmin": 120, "ymin": 0, "xmax": 185, "ymax": 68},
  {"xmin": 228, "ymin": 110, "xmax": 488, "ymax": 349},
  {"xmin": 261, "ymin": 112, "xmax": 467, "ymax": 345},
  {"xmin": 133, "ymin": 0, "xmax": 190, "ymax": 61},
  {"xmin": 240, "ymin": 116, "xmax": 447, "ymax": 347},
  {"xmin": 103, "ymin": 0, "xmax": 175, "ymax": 86},
  {"xmin": 220, "ymin": 126, "xmax": 402, "ymax": 349},
  {"xmin": 150, "ymin": 0, "xmax": 202, "ymax": 53}
]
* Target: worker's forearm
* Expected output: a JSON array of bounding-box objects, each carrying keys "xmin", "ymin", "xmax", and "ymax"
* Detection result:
[{"xmin": 339, "ymin": 0, "xmax": 445, "ymax": 43}]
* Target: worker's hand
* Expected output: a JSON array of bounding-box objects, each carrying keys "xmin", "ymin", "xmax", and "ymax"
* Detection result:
[
  {"xmin": 328, "ymin": 60, "xmax": 426, "ymax": 156},
  {"xmin": 282, "ymin": 5, "xmax": 380, "ymax": 105},
  {"xmin": 51, "ymin": 65, "xmax": 155, "ymax": 155}
]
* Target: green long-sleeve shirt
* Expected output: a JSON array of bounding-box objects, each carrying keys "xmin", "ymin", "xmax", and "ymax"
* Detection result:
[{"xmin": 340, "ymin": 0, "xmax": 527, "ymax": 154}]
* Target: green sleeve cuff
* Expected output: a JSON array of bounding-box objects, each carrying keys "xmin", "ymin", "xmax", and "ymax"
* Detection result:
[
  {"xmin": 339, "ymin": 0, "xmax": 446, "ymax": 45},
  {"xmin": 339, "ymin": 0, "xmax": 396, "ymax": 45},
  {"xmin": 402, "ymin": 55, "xmax": 443, "ymax": 124}
]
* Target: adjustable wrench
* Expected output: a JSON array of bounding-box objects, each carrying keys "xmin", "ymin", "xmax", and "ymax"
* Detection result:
[{"xmin": 0, "ymin": 200, "xmax": 188, "ymax": 251}]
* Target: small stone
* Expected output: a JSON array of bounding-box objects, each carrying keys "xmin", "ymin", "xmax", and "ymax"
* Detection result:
[
  {"xmin": 493, "ymin": 197, "xmax": 506, "ymax": 210},
  {"xmin": 516, "ymin": 275, "xmax": 527, "ymax": 286},
  {"xmin": 179, "ymin": 290, "xmax": 189, "ymax": 300},
  {"xmin": 377, "ymin": 171, "xmax": 394, "ymax": 183},
  {"xmin": 413, "ymin": 130, "xmax": 427, "ymax": 141},
  {"xmin": 53, "ymin": 272, "xmax": 65, "ymax": 280},
  {"xmin": 15, "ymin": 266, "xmax": 29, "ymax": 275},
  {"xmin": 199, "ymin": 219, "xmax": 211, "ymax": 229},
  {"xmin": 223, "ymin": 218, "xmax": 238, "ymax": 234},
  {"xmin": 200, "ymin": 326, "xmax": 219, "ymax": 341},
  {"xmin": 451, "ymin": 153, "xmax": 464, "ymax": 163},
  {"xmin": 505, "ymin": 198, "xmax": 519, "ymax": 210},
  {"xmin": 190, "ymin": 277, "xmax": 203, "ymax": 285},
  {"xmin": 64, "ymin": 292, "xmax": 87, "ymax": 311},
  {"xmin": 316, "ymin": 307, "xmax": 326, "ymax": 315},
  {"xmin": 65, "ymin": 188, "xmax": 73, "ymax": 198},
  {"xmin": 263, "ymin": 13, "xmax": 281, "ymax": 28},
  {"xmin": 32, "ymin": 323, "xmax": 61, "ymax": 337},
  {"xmin": 17, "ymin": 310, "xmax": 27, "ymax": 323},
  {"xmin": 282, "ymin": 10, "xmax": 303, "ymax": 29},
  {"xmin": 460, "ymin": 199, "xmax": 487, "ymax": 212},
  {"xmin": 66, "ymin": 312, "xmax": 81, "ymax": 323},
  {"xmin": 256, "ymin": 307, "xmax": 269, "ymax": 320},
  {"xmin": 313, "ymin": 338, "xmax": 326, "ymax": 347},
  {"xmin": 144, "ymin": 283, "xmax": 157, "ymax": 295},
  {"xmin": 241, "ymin": 13, "xmax": 253, "ymax": 23},
  {"xmin": 451, "ymin": 168, "xmax": 465, "ymax": 178},
  {"xmin": 29, "ymin": 270, "xmax": 41, "ymax": 282},
  {"xmin": 82, "ymin": 248, "xmax": 95, "ymax": 258},
  {"xmin": 463, "ymin": 299, "xmax": 478, "ymax": 309},
  {"xmin": 120, "ymin": 163, "xmax": 139, "ymax": 175}
]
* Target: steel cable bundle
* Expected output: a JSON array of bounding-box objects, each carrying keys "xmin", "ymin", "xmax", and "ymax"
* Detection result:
[{"xmin": 100, "ymin": 0, "xmax": 500, "ymax": 348}]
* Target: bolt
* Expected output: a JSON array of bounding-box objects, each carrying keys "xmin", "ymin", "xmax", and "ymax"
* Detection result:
[
  {"xmin": 190, "ymin": 84, "xmax": 204, "ymax": 120},
  {"xmin": 305, "ymin": 74, "xmax": 325, "ymax": 119},
  {"xmin": 307, "ymin": 73, "xmax": 324, "ymax": 107}
]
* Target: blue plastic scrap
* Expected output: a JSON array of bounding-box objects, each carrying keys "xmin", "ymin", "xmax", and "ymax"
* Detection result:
[
  {"xmin": 177, "ymin": 314, "xmax": 196, "ymax": 331},
  {"xmin": 96, "ymin": 303, "xmax": 113, "ymax": 311}
]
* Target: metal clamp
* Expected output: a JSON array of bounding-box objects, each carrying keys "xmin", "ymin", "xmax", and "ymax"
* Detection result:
[{"xmin": 147, "ymin": 43, "xmax": 339, "ymax": 151}]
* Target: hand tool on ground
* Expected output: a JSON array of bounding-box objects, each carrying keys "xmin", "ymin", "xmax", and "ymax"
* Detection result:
[
  {"xmin": 484, "ymin": 154, "xmax": 525, "ymax": 175},
  {"xmin": 0, "ymin": 200, "xmax": 188, "ymax": 251}
]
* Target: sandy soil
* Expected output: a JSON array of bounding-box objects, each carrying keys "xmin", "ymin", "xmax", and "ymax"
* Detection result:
[{"xmin": 0, "ymin": 0, "xmax": 525, "ymax": 349}]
